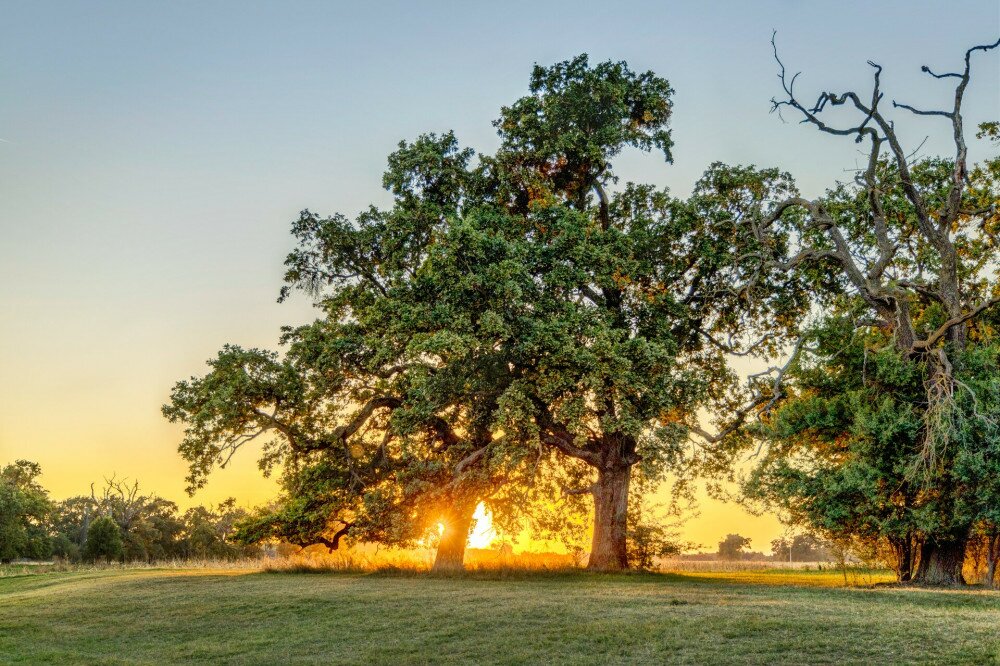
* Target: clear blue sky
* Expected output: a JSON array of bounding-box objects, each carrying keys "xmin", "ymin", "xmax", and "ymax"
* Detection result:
[{"xmin": 1, "ymin": 1, "xmax": 998, "ymax": 546}]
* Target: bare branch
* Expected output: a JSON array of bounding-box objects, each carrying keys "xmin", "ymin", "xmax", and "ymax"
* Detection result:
[
  {"xmin": 896, "ymin": 280, "xmax": 945, "ymax": 305},
  {"xmin": 594, "ymin": 181, "xmax": 611, "ymax": 230},
  {"xmin": 429, "ymin": 415, "xmax": 462, "ymax": 452},
  {"xmin": 541, "ymin": 431, "xmax": 602, "ymax": 466},
  {"xmin": 330, "ymin": 397, "xmax": 402, "ymax": 445},
  {"xmin": 454, "ymin": 446, "xmax": 489, "ymax": 477},
  {"xmin": 532, "ymin": 395, "xmax": 602, "ymax": 466},
  {"xmin": 579, "ymin": 285, "xmax": 606, "ymax": 307},
  {"xmin": 920, "ymin": 66, "xmax": 962, "ymax": 80},
  {"xmin": 771, "ymin": 35, "xmax": 885, "ymax": 144},
  {"xmin": 691, "ymin": 334, "xmax": 807, "ymax": 444},
  {"xmin": 697, "ymin": 329, "xmax": 775, "ymax": 357},
  {"xmin": 316, "ymin": 521, "xmax": 354, "ymax": 552},
  {"xmin": 891, "ymin": 101, "xmax": 953, "ymax": 119}
]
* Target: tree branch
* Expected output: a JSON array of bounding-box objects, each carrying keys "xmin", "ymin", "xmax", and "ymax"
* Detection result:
[
  {"xmin": 374, "ymin": 362, "xmax": 438, "ymax": 378},
  {"xmin": 561, "ymin": 482, "xmax": 597, "ymax": 497},
  {"xmin": 454, "ymin": 446, "xmax": 489, "ymax": 477},
  {"xmin": 891, "ymin": 101, "xmax": 952, "ymax": 119},
  {"xmin": 532, "ymin": 396, "xmax": 602, "ymax": 466},
  {"xmin": 541, "ymin": 432, "xmax": 601, "ymax": 466},
  {"xmin": 912, "ymin": 297, "xmax": 1000, "ymax": 351},
  {"xmin": 594, "ymin": 181, "xmax": 611, "ymax": 230},
  {"xmin": 691, "ymin": 334, "xmax": 807, "ymax": 444},
  {"xmin": 316, "ymin": 521, "xmax": 354, "ymax": 552}
]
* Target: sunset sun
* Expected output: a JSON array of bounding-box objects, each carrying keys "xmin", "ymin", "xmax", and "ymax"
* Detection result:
[{"xmin": 466, "ymin": 503, "xmax": 496, "ymax": 549}]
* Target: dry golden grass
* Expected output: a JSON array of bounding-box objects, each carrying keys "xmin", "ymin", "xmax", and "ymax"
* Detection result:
[
  {"xmin": 0, "ymin": 557, "xmax": 265, "ymax": 577},
  {"xmin": 260, "ymin": 547, "xmax": 580, "ymax": 576}
]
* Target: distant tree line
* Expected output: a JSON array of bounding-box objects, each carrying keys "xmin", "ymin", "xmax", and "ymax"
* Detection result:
[
  {"xmin": 769, "ymin": 535, "xmax": 833, "ymax": 563},
  {"xmin": 716, "ymin": 534, "xmax": 756, "ymax": 561},
  {"xmin": 0, "ymin": 460, "xmax": 257, "ymax": 563},
  {"xmin": 712, "ymin": 533, "xmax": 833, "ymax": 562}
]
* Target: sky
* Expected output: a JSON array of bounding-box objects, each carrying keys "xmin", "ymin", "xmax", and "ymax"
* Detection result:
[{"xmin": 2, "ymin": 1, "xmax": 998, "ymax": 553}]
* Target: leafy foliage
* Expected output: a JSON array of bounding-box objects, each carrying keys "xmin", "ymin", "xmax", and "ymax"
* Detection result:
[
  {"xmin": 0, "ymin": 461, "xmax": 53, "ymax": 562},
  {"xmin": 82, "ymin": 516, "xmax": 124, "ymax": 563},
  {"xmin": 717, "ymin": 534, "xmax": 753, "ymax": 560},
  {"xmin": 0, "ymin": 463, "xmax": 258, "ymax": 564}
]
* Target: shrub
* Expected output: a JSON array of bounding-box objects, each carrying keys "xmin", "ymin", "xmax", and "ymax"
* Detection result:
[{"xmin": 83, "ymin": 516, "xmax": 124, "ymax": 563}]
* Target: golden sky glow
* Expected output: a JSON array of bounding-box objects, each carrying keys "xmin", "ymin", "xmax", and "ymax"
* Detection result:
[{"xmin": 0, "ymin": 312, "xmax": 781, "ymax": 552}]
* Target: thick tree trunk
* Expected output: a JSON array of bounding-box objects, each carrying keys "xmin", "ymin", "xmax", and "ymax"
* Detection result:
[
  {"xmin": 432, "ymin": 500, "xmax": 476, "ymax": 572},
  {"xmin": 914, "ymin": 537, "xmax": 967, "ymax": 586},
  {"xmin": 587, "ymin": 466, "xmax": 630, "ymax": 571}
]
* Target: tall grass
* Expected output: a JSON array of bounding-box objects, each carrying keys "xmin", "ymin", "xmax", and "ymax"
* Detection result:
[
  {"xmin": 1, "ymin": 553, "xmax": 894, "ymax": 587},
  {"xmin": 260, "ymin": 548, "xmax": 583, "ymax": 578},
  {"xmin": 0, "ymin": 557, "xmax": 264, "ymax": 577},
  {"xmin": 659, "ymin": 559, "xmax": 834, "ymax": 572}
]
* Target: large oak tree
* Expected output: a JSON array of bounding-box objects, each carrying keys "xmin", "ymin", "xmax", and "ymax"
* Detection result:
[{"xmin": 164, "ymin": 55, "xmax": 802, "ymax": 570}]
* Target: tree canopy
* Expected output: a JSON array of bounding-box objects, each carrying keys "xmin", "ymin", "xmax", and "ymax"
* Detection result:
[
  {"xmin": 164, "ymin": 54, "xmax": 806, "ymax": 571},
  {"xmin": 0, "ymin": 461, "xmax": 53, "ymax": 562}
]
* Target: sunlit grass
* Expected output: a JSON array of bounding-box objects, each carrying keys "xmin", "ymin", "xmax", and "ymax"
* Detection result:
[
  {"xmin": 0, "ymin": 557, "xmax": 264, "ymax": 577},
  {"xmin": 657, "ymin": 559, "xmax": 897, "ymax": 588},
  {"xmin": 1, "ymin": 564, "xmax": 997, "ymax": 664}
]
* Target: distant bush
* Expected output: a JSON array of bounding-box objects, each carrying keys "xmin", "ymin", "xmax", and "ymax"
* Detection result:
[{"xmin": 83, "ymin": 517, "xmax": 124, "ymax": 563}]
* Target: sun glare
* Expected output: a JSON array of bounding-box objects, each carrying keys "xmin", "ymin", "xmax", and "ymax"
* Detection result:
[{"xmin": 467, "ymin": 502, "xmax": 495, "ymax": 549}]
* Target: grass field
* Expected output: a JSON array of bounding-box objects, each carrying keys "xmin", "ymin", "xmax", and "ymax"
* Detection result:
[{"xmin": 1, "ymin": 566, "xmax": 998, "ymax": 665}]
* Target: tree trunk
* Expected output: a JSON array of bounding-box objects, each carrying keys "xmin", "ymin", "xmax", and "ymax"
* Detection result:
[
  {"xmin": 432, "ymin": 500, "xmax": 476, "ymax": 572},
  {"xmin": 889, "ymin": 535, "xmax": 914, "ymax": 583},
  {"xmin": 986, "ymin": 535, "xmax": 999, "ymax": 589},
  {"xmin": 587, "ymin": 466, "xmax": 630, "ymax": 571},
  {"xmin": 914, "ymin": 537, "xmax": 967, "ymax": 586}
]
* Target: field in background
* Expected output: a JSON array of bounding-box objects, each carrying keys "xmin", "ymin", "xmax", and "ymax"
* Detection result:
[{"xmin": 1, "ymin": 565, "xmax": 997, "ymax": 664}]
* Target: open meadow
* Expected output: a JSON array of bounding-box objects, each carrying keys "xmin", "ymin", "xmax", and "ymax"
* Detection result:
[{"xmin": 1, "ymin": 565, "xmax": 998, "ymax": 665}]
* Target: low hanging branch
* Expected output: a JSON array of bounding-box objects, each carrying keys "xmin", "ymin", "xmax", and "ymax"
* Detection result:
[
  {"xmin": 912, "ymin": 297, "xmax": 1000, "ymax": 351},
  {"xmin": 314, "ymin": 521, "xmax": 354, "ymax": 552}
]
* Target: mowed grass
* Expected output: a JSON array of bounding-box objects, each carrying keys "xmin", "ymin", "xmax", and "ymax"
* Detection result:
[{"xmin": 1, "ymin": 567, "xmax": 998, "ymax": 665}]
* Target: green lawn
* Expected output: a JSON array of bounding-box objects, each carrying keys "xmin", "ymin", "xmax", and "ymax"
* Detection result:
[{"xmin": 1, "ymin": 567, "xmax": 998, "ymax": 665}]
